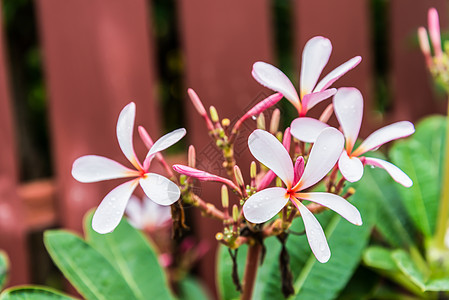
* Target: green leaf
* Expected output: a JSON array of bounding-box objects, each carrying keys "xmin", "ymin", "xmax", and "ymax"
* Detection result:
[
  {"xmin": 84, "ymin": 211, "xmax": 173, "ymax": 300},
  {"xmin": 363, "ymin": 246, "xmax": 398, "ymax": 272},
  {"xmin": 178, "ymin": 276, "xmax": 210, "ymax": 300},
  {"xmin": 0, "ymin": 286, "xmax": 76, "ymax": 299},
  {"xmin": 44, "ymin": 230, "xmax": 136, "ymax": 300},
  {"xmin": 0, "ymin": 251, "xmax": 9, "ymax": 291},
  {"xmin": 389, "ymin": 116, "xmax": 446, "ymax": 237},
  {"xmin": 391, "ymin": 249, "xmax": 427, "ymax": 291}
]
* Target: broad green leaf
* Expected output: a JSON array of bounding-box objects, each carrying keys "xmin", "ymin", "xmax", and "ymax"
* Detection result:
[
  {"xmin": 0, "ymin": 251, "xmax": 9, "ymax": 290},
  {"xmin": 363, "ymin": 246, "xmax": 398, "ymax": 272},
  {"xmin": 392, "ymin": 249, "xmax": 427, "ymax": 291},
  {"xmin": 425, "ymin": 277, "xmax": 449, "ymax": 291},
  {"xmin": 178, "ymin": 276, "xmax": 210, "ymax": 300},
  {"xmin": 390, "ymin": 116, "xmax": 446, "ymax": 237},
  {"xmin": 44, "ymin": 230, "xmax": 136, "ymax": 300},
  {"xmin": 84, "ymin": 211, "xmax": 173, "ymax": 300},
  {"xmin": 0, "ymin": 286, "xmax": 76, "ymax": 300},
  {"xmin": 355, "ymin": 159, "xmax": 414, "ymax": 248}
]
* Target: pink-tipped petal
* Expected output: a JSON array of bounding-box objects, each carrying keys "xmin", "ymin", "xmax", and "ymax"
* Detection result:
[
  {"xmin": 116, "ymin": 102, "xmax": 142, "ymax": 170},
  {"xmin": 92, "ymin": 179, "xmax": 139, "ymax": 234},
  {"xmin": 125, "ymin": 195, "xmax": 144, "ymax": 229},
  {"xmin": 353, "ymin": 121, "xmax": 415, "ymax": 156},
  {"xmin": 295, "ymin": 200, "xmax": 330, "ymax": 263},
  {"xmin": 333, "ymin": 87, "xmax": 363, "ymax": 152},
  {"xmin": 301, "ymin": 88, "xmax": 337, "ymax": 114},
  {"xmin": 296, "ymin": 127, "xmax": 344, "ymax": 190},
  {"xmin": 252, "ymin": 62, "xmax": 300, "ymax": 109},
  {"xmin": 283, "ymin": 127, "xmax": 291, "ymax": 151},
  {"xmin": 172, "ymin": 164, "xmax": 239, "ymax": 191},
  {"xmin": 294, "ymin": 157, "xmax": 305, "ymax": 184},
  {"xmin": 72, "ymin": 155, "xmax": 139, "ymax": 183},
  {"xmin": 139, "ymin": 173, "xmax": 180, "ymax": 205},
  {"xmin": 338, "ymin": 151, "xmax": 364, "ymax": 182},
  {"xmin": 428, "ymin": 8, "xmax": 442, "ymax": 58},
  {"xmin": 314, "ymin": 56, "xmax": 362, "ymax": 92},
  {"xmin": 144, "ymin": 128, "xmax": 186, "ymax": 167},
  {"xmin": 243, "ymin": 187, "xmax": 289, "ymax": 223},
  {"xmin": 300, "ymin": 37, "xmax": 332, "ymax": 98},
  {"xmin": 363, "ymin": 157, "xmax": 413, "ymax": 187},
  {"xmin": 248, "ymin": 129, "xmax": 294, "ymax": 187},
  {"xmin": 298, "ymin": 192, "xmax": 362, "ymax": 225},
  {"xmin": 290, "ymin": 117, "xmax": 329, "ymax": 143},
  {"xmin": 138, "ymin": 126, "xmax": 154, "ymax": 149}
]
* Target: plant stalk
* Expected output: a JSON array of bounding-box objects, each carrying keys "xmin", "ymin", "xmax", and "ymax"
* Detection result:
[
  {"xmin": 435, "ymin": 97, "xmax": 449, "ymax": 249},
  {"xmin": 240, "ymin": 241, "xmax": 262, "ymax": 300}
]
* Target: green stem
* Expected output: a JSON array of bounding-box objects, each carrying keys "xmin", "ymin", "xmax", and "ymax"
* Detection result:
[{"xmin": 435, "ymin": 97, "xmax": 449, "ymax": 249}]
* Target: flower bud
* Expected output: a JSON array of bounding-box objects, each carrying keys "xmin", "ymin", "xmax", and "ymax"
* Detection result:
[
  {"xmin": 319, "ymin": 104, "xmax": 334, "ymax": 123},
  {"xmin": 250, "ymin": 161, "xmax": 257, "ymax": 179},
  {"xmin": 188, "ymin": 88, "xmax": 207, "ymax": 117},
  {"xmin": 234, "ymin": 165, "xmax": 244, "ymax": 187},
  {"xmin": 232, "ymin": 205, "xmax": 239, "ymax": 222},
  {"xmin": 210, "ymin": 106, "xmax": 219, "ymax": 123},
  {"xmin": 257, "ymin": 113, "xmax": 265, "ymax": 130},
  {"xmin": 188, "ymin": 145, "xmax": 196, "ymax": 168},
  {"xmin": 222, "ymin": 118, "xmax": 230, "ymax": 127},
  {"xmin": 270, "ymin": 108, "xmax": 280, "ymax": 134},
  {"xmin": 221, "ymin": 185, "xmax": 229, "ymax": 209}
]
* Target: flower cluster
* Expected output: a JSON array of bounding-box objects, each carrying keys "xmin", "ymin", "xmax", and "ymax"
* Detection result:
[{"xmin": 72, "ymin": 36, "xmax": 414, "ymax": 268}]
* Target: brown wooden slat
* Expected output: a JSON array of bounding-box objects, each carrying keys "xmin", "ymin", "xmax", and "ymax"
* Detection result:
[
  {"xmin": 294, "ymin": 0, "xmax": 374, "ymax": 135},
  {"xmin": 0, "ymin": 6, "xmax": 30, "ymax": 284},
  {"xmin": 390, "ymin": 0, "xmax": 448, "ymax": 122},
  {"xmin": 36, "ymin": 0, "xmax": 161, "ymax": 233},
  {"xmin": 178, "ymin": 0, "xmax": 273, "ymax": 295}
]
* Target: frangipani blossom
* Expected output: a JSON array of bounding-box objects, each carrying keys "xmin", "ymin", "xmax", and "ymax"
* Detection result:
[
  {"xmin": 290, "ymin": 88, "xmax": 415, "ymax": 186},
  {"xmin": 252, "ymin": 36, "xmax": 361, "ymax": 116},
  {"xmin": 72, "ymin": 102, "xmax": 185, "ymax": 234},
  {"xmin": 126, "ymin": 195, "xmax": 171, "ymax": 230},
  {"xmin": 243, "ymin": 129, "xmax": 362, "ymax": 263}
]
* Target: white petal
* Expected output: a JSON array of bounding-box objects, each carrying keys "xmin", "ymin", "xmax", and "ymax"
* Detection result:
[
  {"xmin": 363, "ymin": 157, "xmax": 413, "ymax": 187},
  {"xmin": 125, "ymin": 195, "xmax": 144, "ymax": 229},
  {"xmin": 298, "ymin": 192, "xmax": 362, "ymax": 225},
  {"xmin": 295, "ymin": 201, "xmax": 330, "ymax": 263},
  {"xmin": 301, "ymin": 89, "xmax": 337, "ymax": 113},
  {"xmin": 248, "ymin": 129, "xmax": 294, "ymax": 186},
  {"xmin": 146, "ymin": 128, "xmax": 186, "ymax": 159},
  {"xmin": 300, "ymin": 37, "xmax": 332, "ymax": 97},
  {"xmin": 139, "ymin": 173, "xmax": 180, "ymax": 205},
  {"xmin": 290, "ymin": 117, "xmax": 329, "ymax": 143},
  {"xmin": 116, "ymin": 102, "xmax": 142, "ymax": 170},
  {"xmin": 252, "ymin": 62, "xmax": 300, "ymax": 109},
  {"xmin": 243, "ymin": 187, "xmax": 289, "ymax": 223},
  {"xmin": 92, "ymin": 179, "xmax": 139, "ymax": 234},
  {"xmin": 338, "ymin": 151, "xmax": 364, "ymax": 182},
  {"xmin": 72, "ymin": 155, "xmax": 139, "ymax": 183},
  {"xmin": 314, "ymin": 56, "xmax": 362, "ymax": 92},
  {"xmin": 353, "ymin": 122, "xmax": 415, "ymax": 156},
  {"xmin": 297, "ymin": 127, "xmax": 344, "ymax": 190},
  {"xmin": 333, "ymin": 87, "xmax": 363, "ymax": 152}
]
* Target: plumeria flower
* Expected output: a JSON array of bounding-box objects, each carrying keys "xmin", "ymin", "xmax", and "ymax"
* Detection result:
[
  {"xmin": 243, "ymin": 128, "xmax": 362, "ymax": 263},
  {"xmin": 125, "ymin": 195, "xmax": 171, "ymax": 231},
  {"xmin": 252, "ymin": 36, "xmax": 361, "ymax": 116},
  {"xmin": 72, "ymin": 102, "xmax": 186, "ymax": 234},
  {"xmin": 290, "ymin": 88, "xmax": 415, "ymax": 186}
]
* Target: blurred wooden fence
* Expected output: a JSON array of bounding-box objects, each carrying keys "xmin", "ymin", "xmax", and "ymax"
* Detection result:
[{"xmin": 0, "ymin": 0, "xmax": 448, "ymax": 295}]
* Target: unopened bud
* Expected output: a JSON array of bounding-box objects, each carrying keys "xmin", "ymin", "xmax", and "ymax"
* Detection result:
[
  {"xmin": 221, "ymin": 185, "xmax": 229, "ymax": 208},
  {"xmin": 276, "ymin": 131, "xmax": 283, "ymax": 142},
  {"xmin": 250, "ymin": 161, "xmax": 257, "ymax": 179},
  {"xmin": 276, "ymin": 177, "xmax": 282, "ymax": 187},
  {"xmin": 319, "ymin": 104, "xmax": 334, "ymax": 123},
  {"xmin": 257, "ymin": 113, "xmax": 265, "ymax": 130},
  {"xmin": 232, "ymin": 205, "xmax": 239, "ymax": 222},
  {"xmin": 188, "ymin": 145, "xmax": 196, "ymax": 167},
  {"xmin": 188, "ymin": 88, "xmax": 207, "ymax": 117},
  {"xmin": 222, "ymin": 118, "xmax": 230, "ymax": 127},
  {"xmin": 210, "ymin": 106, "xmax": 219, "ymax": 123},
  {"xmin": 269, "ymin": 108, "xmax": 280, "ymax": 134},
  {"xmin": 234, "ymin": 166, "xmax": 244, "ymax": 187}
]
